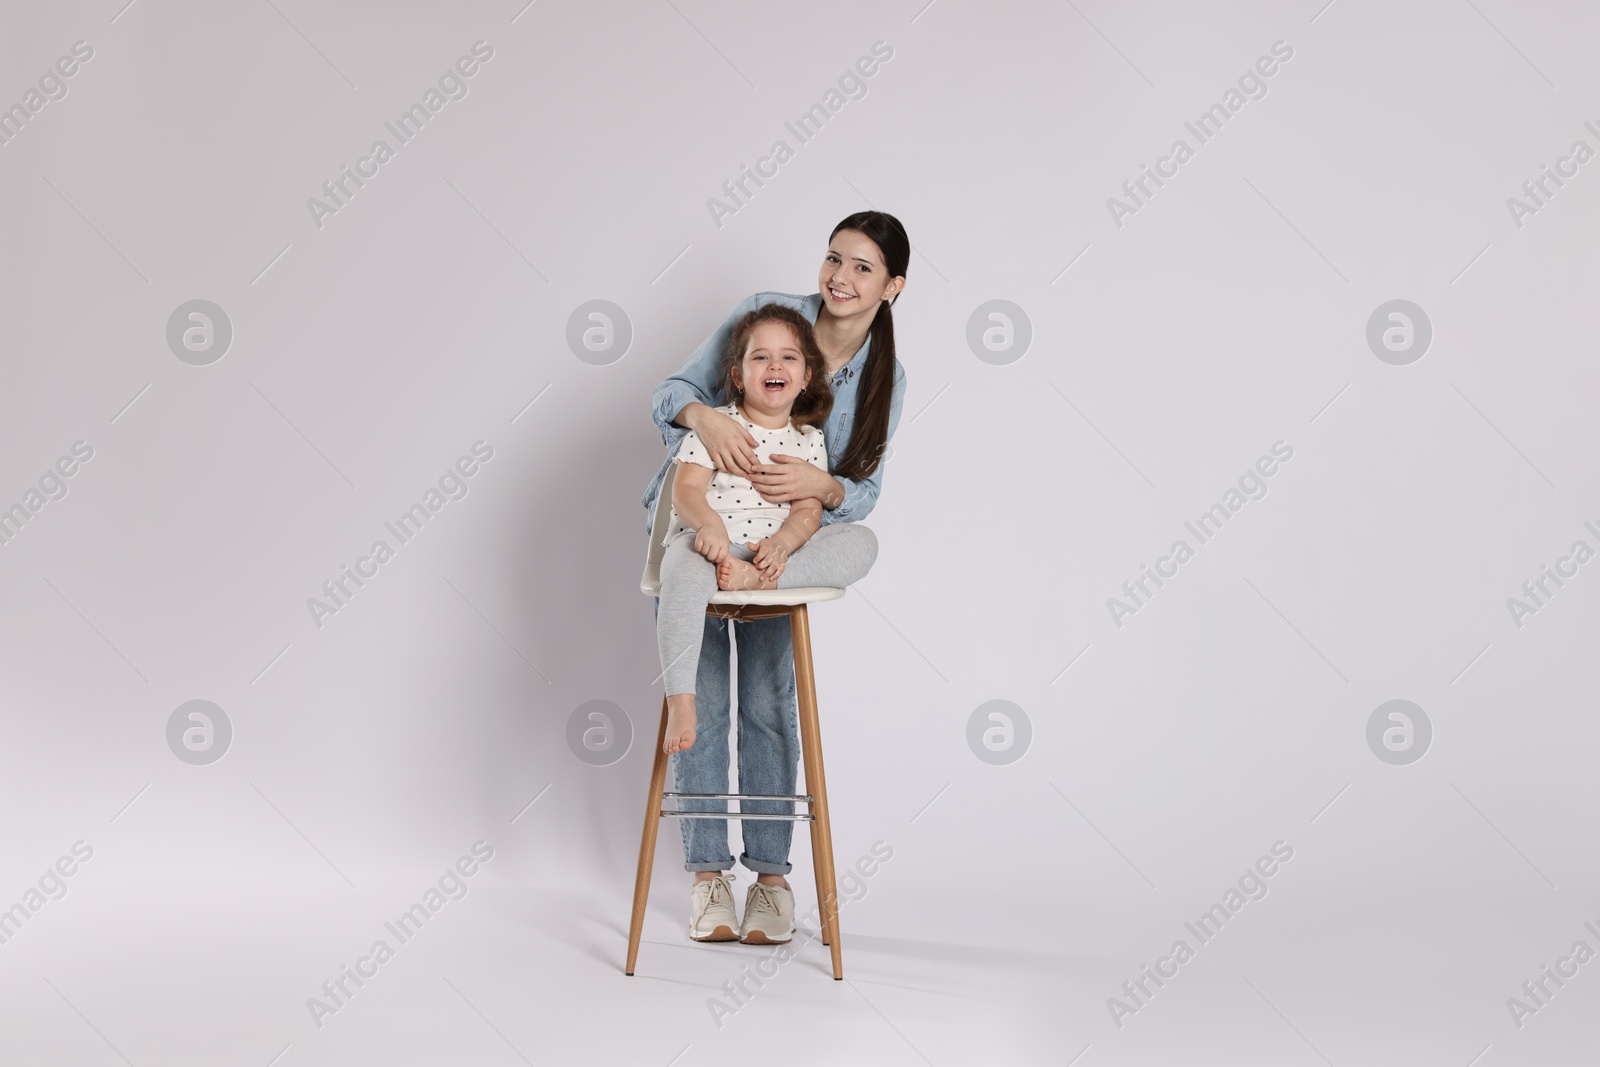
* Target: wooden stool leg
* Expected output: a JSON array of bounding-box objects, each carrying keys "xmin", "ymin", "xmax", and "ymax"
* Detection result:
[
  {"xmin": 625, "ymin": 696, "xmax": 671, "ymax": 975},
  {"xmin": 790, "ymin": 605, "xmax": 843, "ymax": 980},
  {"xmin": 800, "ymin": 676, "xmax": 830, "ymax": 951}
]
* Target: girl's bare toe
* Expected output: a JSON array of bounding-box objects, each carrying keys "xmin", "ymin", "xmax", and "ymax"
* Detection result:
[
  {"xmin": 664, "ymin": 703, "xmax": 697, "ymax": 754},
  {"xmin": 718, "ymin": 556, "xmax": 775, "ymax": 591}
]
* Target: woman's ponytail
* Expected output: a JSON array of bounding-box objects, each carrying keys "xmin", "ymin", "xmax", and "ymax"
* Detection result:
[
  {"xmin": 829, "ymin": 210, "xmax": 909, "ymax": 483},
  {"xmin": 834, "ymin": 299, "xmax": 895, "ymax": 481}
]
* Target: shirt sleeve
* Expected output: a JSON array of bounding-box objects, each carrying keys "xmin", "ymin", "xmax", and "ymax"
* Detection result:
[
  {"xmin": 820, "ymin": 358, "xmax": 906, "ymax": 526},
  {"xmin": 650, "ymin": 293, "xmax": 767, "ymax": 448},
  {"xmin": 673, "ymin": 430, "xmax": 715, "ymax": 469}
]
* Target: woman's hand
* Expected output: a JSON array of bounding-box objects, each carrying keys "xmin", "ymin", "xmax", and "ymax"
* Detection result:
[
  {"xmin": 748, "ymin": 539, "xmax": 789, "ymax": 582},
  {"xmin": 694, "ymin": 525, "xmax": 731, "ymax": 563},
  {"xmin": 685, "ymin": 403, "xmax": 760, "ymax": 477},
  {"xmin": 749, "ymin": 454, "xmax": 843, "ymax": 508}
]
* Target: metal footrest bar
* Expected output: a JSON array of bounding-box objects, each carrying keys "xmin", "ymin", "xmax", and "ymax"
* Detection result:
[
  {"xmin": 665, "ymin": 792, "xmax": 811, "ymax": 802},
  {"xmin": 665, "ymin": 811, "xmax": 812, "ymax": 820},
  {"xmin": 661, "ymin": 790, "xmax": 814, "ymax": 822}
]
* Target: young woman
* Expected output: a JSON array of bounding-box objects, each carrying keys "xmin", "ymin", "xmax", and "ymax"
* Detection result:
[{"xmin": 642, "ymin": 210, "xmax": 909, "ymax": 945}]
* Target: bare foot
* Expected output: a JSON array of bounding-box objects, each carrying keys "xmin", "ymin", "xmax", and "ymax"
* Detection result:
[
  {"xmin": 717, "ymin": 555, "xmax": 777, "ymax": 591},
  {"xmin": 665, "ymin": 695, "xmax": 696, "ymax": 754}
]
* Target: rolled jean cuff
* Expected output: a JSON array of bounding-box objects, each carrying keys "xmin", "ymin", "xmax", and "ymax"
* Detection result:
[
  {"xmin": 739, "ymin": 851, "xmax": 793, "ymax": 876},
  {"xmin": 685, "ymin": 858, "xmax": 733, "ymax": 873}
]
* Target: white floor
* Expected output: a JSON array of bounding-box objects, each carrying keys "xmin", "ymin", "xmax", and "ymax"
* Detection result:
[{"xmin": 6, "ymin": 848, "xmax": 1598, "ymax": 1066}]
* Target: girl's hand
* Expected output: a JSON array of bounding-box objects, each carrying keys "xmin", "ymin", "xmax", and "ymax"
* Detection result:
[
  {"xmin": 749, "ymin": 539, "xmax": 788, "ymax": 581},
  {"xmin": 691, "ymin": 406, "xmax": 761, "ymax": 477},
  {"xmin": 694, "ymin": 526, "xmax": 731, "ymax": 563},
  {"xmin": 749, "ymin": 453, "xmax": 837, "ymax": 506}
]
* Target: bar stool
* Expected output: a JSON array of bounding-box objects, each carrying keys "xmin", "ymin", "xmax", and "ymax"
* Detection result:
[{"xmin": 625, "ymin": 461, "xmax": 845, "ymax": 980}]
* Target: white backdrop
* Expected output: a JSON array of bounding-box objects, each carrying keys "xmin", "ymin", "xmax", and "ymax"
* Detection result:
[{"xmin": 3, "ymin": 1, "xmax": 1598, "ymax": 1064}]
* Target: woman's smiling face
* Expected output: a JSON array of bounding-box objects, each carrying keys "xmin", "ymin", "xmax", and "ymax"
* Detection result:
[
  {"xmin": 735, "ymin": 320, "xmax": 811, "ymax": 416},
  {"xmin": 818, "ymin": 229, "xmax": 904, "ymax": 319}
]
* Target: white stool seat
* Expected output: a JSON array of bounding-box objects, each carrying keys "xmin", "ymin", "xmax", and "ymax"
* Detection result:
[
  {"xmin": 641, "ymin": 574, "xmax": 844, "ymax": 605},
  {"xmin": 639, "ymin": 464, "xmax": 845, "ymax": 606}
]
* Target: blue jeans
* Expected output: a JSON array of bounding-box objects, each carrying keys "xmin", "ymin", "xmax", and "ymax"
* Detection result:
[{"xmin": 652, "ymin": 600, "xmax": 798, "ymax": 875}]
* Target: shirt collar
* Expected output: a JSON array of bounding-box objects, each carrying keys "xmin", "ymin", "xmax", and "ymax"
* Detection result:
[
  {"xmin": 836, "ymin": 335, "xmax": 871, "ymax": 385},
  {"xmin": 724, "ymin": 402, "xmax": 789, "ymax": 433}
]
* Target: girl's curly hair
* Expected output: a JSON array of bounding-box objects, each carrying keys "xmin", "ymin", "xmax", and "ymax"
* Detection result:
[{"xmin": 717, "ymin": 304, "xmax": 833, "ymax": 432}]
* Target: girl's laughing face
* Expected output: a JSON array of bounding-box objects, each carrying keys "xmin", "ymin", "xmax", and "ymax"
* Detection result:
[{"xmin": 736, "ymin": 320, "xmax": 811, "ymax": 416}]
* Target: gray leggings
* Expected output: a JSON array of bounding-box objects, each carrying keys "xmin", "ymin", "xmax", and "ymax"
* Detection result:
[{"xmin": 656, "ymin": 523, "xmax": 879, "ymax": 696}]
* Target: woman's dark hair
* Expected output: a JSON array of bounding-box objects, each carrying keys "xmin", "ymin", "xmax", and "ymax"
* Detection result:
[
  {"xmin": 717, "ymin": 304, "xmax": 834, "ymax": 431},
  {"xmin": 827, "ymin": 210, "xmax": 908, "ymax": 482}
]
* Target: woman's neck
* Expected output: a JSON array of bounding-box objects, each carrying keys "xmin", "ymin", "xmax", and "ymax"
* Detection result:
[{"xmin": 813, "ymin": 305, "xmax": 874, "ymax": 375}]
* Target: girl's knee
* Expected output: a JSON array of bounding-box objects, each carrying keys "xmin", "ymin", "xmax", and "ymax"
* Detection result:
[{"xmin": 856, "ymin": 524, "xmax": 878, "ymax": 566}]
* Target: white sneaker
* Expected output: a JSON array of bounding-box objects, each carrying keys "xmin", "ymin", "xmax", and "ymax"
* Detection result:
[
  {"xmin": 689, "ymin": 873, "xmax": 740, "ymax": 942},
  {"xmin": 739, "ymin": 881, "xmax": 795, "ymax": 944}
]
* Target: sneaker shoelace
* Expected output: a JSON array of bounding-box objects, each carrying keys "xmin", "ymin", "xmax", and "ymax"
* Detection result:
[
  {"xmin": 696, "ymin": 876, "xmax": 734, "ymax": 918},
  {"xmin": 747, "ymin": 883, "xmax": 784, "ymax": 918}
]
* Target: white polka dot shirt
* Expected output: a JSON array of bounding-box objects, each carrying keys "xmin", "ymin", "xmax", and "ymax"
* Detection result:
[{"xmin": 663, "ymin": 402, "xmax": 829, "ymax": 547}]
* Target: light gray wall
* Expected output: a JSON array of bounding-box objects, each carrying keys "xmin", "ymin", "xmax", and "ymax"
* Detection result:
[{"xmin": 2, "ymin": 0, "xmax": 1597, "ymax": 1057}]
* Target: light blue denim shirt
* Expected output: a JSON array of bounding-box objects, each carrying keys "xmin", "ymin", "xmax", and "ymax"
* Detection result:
[{"xmin": 642, "ymin": 291, "xmax": 906, "ymax": 535}]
